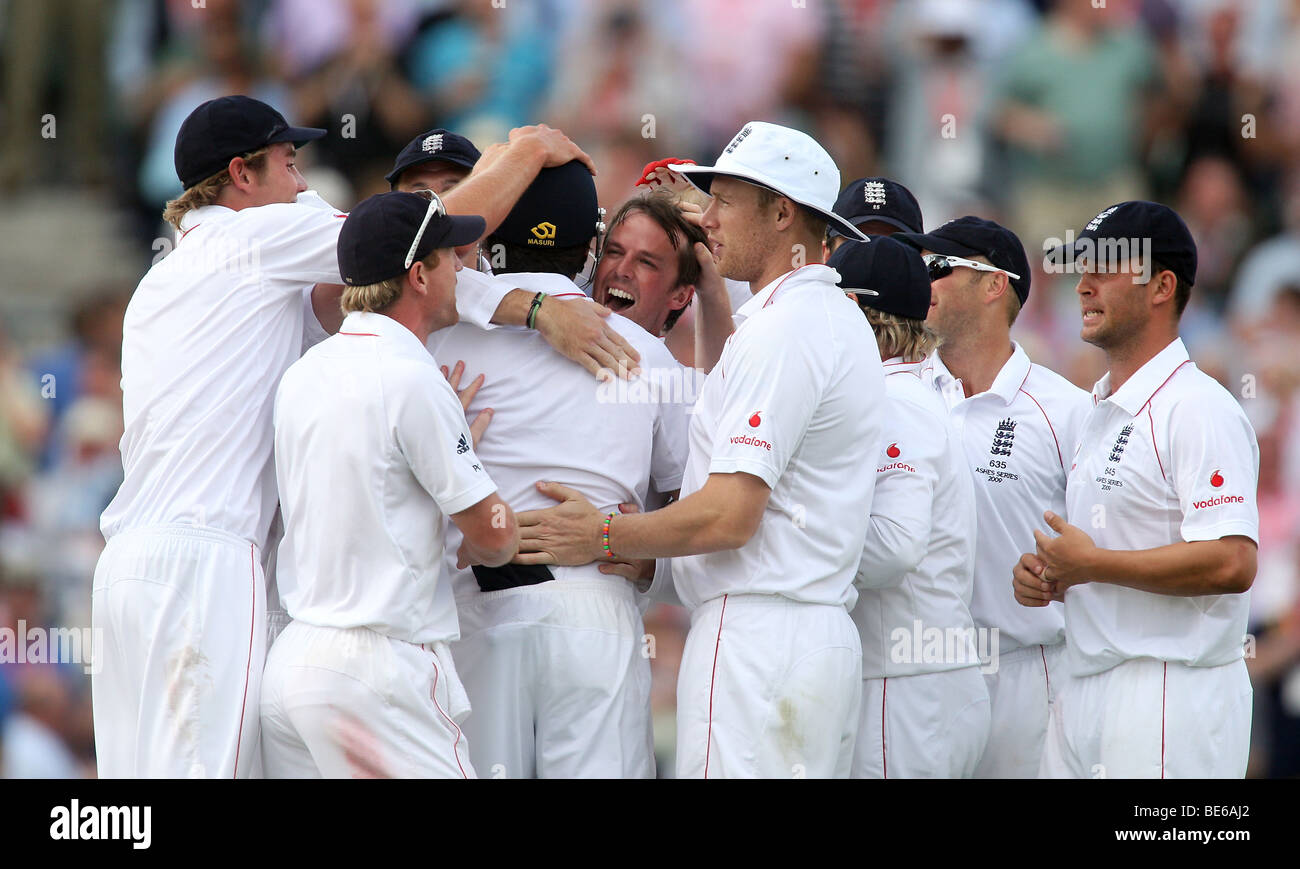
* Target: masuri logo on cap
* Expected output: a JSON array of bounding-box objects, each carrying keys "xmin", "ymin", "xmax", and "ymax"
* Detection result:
[{"xmin": 529, "ymin": 222, "xmax": 558, "ymax": 244}]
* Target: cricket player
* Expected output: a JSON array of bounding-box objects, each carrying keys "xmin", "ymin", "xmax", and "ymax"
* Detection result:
[
  {"xmin": 512, "ymin": 121, "xmax": 885, "ymax": 778},
  {"xmin": 430, "ymin": 162, "xmax": 690, "ymax": 777},
  {"xmin": 1015, "ymin": 201, "xmax": 1258, "ymax": 778},
  {"xmin": 829, "ymin": 237, "xmax": 988, "ymax": 778},
  {"xmin": 262, "ymin": 190, "xmax": 516, "ymax": 778},
  {"xmin": 895, "ymin": 216, "xmax": 1090, "ymax": 777}
]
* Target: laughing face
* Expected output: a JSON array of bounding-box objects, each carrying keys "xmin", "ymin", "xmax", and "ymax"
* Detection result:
[{"xmin": 592, "ymin": 212, "xmax": 693, "ymax": 335}]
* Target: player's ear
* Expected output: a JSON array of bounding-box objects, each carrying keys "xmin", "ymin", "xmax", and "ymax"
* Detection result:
[
  {"xmin": 1149, "ymin": 267, "xmax": 1177, "ymax": 309},
  {"xmin": 227, "ymin": 156, "xmax": 254, "ymax": 192},
  {"xmin": 670, "ymin": 284, "xmax": 694, "ymax": 311}
]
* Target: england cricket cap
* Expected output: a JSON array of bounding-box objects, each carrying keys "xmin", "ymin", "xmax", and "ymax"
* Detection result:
[
  {"xmin": 490, "ymin": 161, "xmax": 600, "ymax": 249},
  {"xmin": 174, "ymin": 95, "xmax": 325, "ymax": 190},
  {"xmin": 668, "ymin": 122, "xmax": 866, "ymax": 240},
  {"xmin": 337, "ymin": 192, "xmax": 485, "ymax": 286},
  {"xmin": 1055, "ymin": 200, "xmax": 1197, "ymax": 286},
  {"xmin": 829, "ymin": 177, "xmax": 924, "ymax": 237},
  {"xmin": 828, "ymin": 237, "xmax": 931, "ymax": 320},
  {"xmin": 896, "ymin": 216, "xmax": 1032, "ymax": 304},
  {"xmin": 386, "ymin": 128, "xmax": 482, "ymax": 187}
]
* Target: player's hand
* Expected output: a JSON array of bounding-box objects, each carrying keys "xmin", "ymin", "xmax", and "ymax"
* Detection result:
[
  {"xmin": 690, "ymin": 241, "xmax": 726, "ymax": 302},
  {"xmin": 508, "ymin": 124, "xmax": 596, "ymax": 176},
  {"xmin": 1013, "ymin": 551, "xmax": 1057, "ymax": 607},
  {"xmin": 514, "ymin": 481, "xmax": 604, "ymax": 566},
  {"xmin": 597, "ymin": 502, "xmax": 654, "ymax": 590},
  {"xmin": 472, "ymin": 141, "xmax": 510, "ymax": 175},
  {"xmin": 635, "ymin": 158, "xmax": 694, "ymax": 192},
  {"xmin": 535, "ymin": 297, "xmax": 641, "ymax": 380},
  {"xmin": 1032, "ymin": 511, "xmax": 1097, "ymax": 589},
  {"xmin": 441, "ymin": 360, "xmax": 493, "ymax": 448}
]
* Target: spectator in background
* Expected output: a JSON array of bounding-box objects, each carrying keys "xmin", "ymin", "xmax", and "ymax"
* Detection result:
[
  {"xmin": 406, "ymin": 0, "xmax": 554, "ymax": 148},
  {"xmin": 994, "ymin": 0, "xmax": 1160, "ymax": 248},
  {"xmin": 543, "ymin": 2, "xmax": 690, "ymax": 157},
  {"xmin": 137, "ymin": 0, "xmax": 293, "ymax": 209},
  {"xmin": 1229, "ymin": 170, "xmax": 1300, "ymax": 327},
  {"xmin": 0, "ymin": 330, "xmax": 48, "ymax": 522},
  {"xmin": 1175, "ymin": 155, "xmax": 1253, "ymax": 315},
  {"xmin": 288, "ymin": 0, "xmax": 431, "ymax": 196}
]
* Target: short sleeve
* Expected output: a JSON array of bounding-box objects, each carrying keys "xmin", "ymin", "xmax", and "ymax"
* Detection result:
[
  {"xmin": 1168, "ymin": 396, "xmax": 1260, "ymax": 545},
  {"xmin": 248, "ymin": 192, "xmax": 348, "ymax": 289},
  {"xmin": 705, "ymin": 315, "xmax": 822, "ymax": 487},
  {"xmin": 392, "ymin": 366, "xmax": 498, "ymax": 516}
]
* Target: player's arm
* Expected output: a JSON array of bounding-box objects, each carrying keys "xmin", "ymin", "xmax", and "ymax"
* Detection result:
[
  {"xmin": 310, "ymin": 283, "xmax": 346, "ymax": 334},
  {"xmin": 441, "ymin": 124, "xmax": 595, "ymax": 245},
  {"xmin": 450, "ymin": 492, "xmax": 518, "ymax": 569},
  {"xmin": 1024, "ymin": 512, "xmax": 1256, "ymax": 598},
  {"xmin": 675, "ymin": 201, "xmax": 734, "ymax": 373},
  {"xmin": 490, "ymin": 292, "xmax": 641, "ymax": 379},
  {"xmin": 856, "ymin": 452, "xmax": 934, "ymax": 590},
  {"xmin": 514, "ymin": 472, "xmax": 769, "ymax": 565}
]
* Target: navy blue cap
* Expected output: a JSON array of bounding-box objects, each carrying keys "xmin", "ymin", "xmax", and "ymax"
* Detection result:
[
  {"xmin": 490, "ymin": 161, "xmax": 599, "ymax": 249},
  {"xmin": 1056, "ymin": 200, "xmax": 1197, "ymax": 287},
  {"xmin": 895, "ymin": 216, "xmax": 1032, "ymax": 304},
  {"xmin": 828, "ymin": 237, "xmax": 931, "ymax": 320},
  {"xmin": 829, "ymin": 177, "xmax": 924, "ymax": 237},
  {"xmin": 385, "ymin": 128, "xmax": 482, "ymax": 187},
  {"xmin": 175, "ymin": 95, "xmax": 325, "ymax": 189},
  {"xmin": 338, "ymin": 192, "xmax": 485, "ymax": 286}
]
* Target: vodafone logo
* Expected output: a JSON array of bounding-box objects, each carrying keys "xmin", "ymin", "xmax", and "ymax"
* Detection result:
[
  {"xmin": 1210, "ymin": 469, "xmax": 1224, "ymax": 488},
  {"xmin": 886, "ymin": 443, "xmax": 900, "ymax": 458},
  {"xmin": 1193, "ymin": 494, "xmax": 1244, "ymax": 509},
  {"xmin": 749, "ymin": 412, "xmax": 762, "ymax": 428},
  {"xmin": 729, "ymin": 434, "xmax": 772, "ymax": 451}
]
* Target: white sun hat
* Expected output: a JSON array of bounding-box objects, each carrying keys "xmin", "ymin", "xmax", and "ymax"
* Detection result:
[{"xmin": 669, "ymin": 121, "xmax": 867, "ymax": 241}]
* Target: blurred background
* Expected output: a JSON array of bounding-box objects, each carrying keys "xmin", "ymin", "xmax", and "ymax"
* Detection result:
[{"xmin": 0, "ymin": 0, "xmax": 1298, "ymax": 779}]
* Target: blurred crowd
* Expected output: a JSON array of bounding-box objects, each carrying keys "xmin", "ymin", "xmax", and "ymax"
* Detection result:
[{"xmin": 1, "ymin": 0, "xmax": 1299, "ymax": 777}]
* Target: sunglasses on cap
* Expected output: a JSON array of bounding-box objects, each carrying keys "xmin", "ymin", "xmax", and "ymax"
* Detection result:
[
  {"xmin": 922, "ymin": 253, "xmax": 1020, "ymax": 283},
  {"xmin": 405, "ymin": 188, "xmax": 448, "ymax": 269}
]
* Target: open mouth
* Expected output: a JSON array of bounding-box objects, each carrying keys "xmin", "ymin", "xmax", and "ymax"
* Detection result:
[
  {"xmin": 1082, "ymin": 308, "xmax": 1103, "ymax": 325},
  {"xmin": 603, "ymin": 286, "xmax": 636, "ymax": 313}
]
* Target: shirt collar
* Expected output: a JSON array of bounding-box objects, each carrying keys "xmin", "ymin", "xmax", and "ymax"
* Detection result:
[
  {"xmin": 338, "ymin": 311, "xmax": 431, "ymax": 360},
  {"xmin": 1093, "ymin": 337, "xmax": 1191, "ymax": 415},
  {"xmin": 929, "ymin": 342, "xmax": 1030, "ymax": 406},
  {"xmin": 733, "ymin": 264, "xmax": 839, "ymax": 326},
  {"xmin": 882, "ymin": 356, "xmax": 924, "ymax": 378}
]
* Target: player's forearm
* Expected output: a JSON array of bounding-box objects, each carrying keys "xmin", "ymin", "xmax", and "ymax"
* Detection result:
[
  {"xmin": 489, "ymin": 288, "xmax": 536, "ymax": 327},
  {"xmin": 1081, "ymin": 537, "xmax": 1256, "ymax": 597},
  {"xmin": 609, "ymin": 486, "xmax": 758, "ymax": 560},
  {"xmin": 442, "ymin": 139, "xmax": 546, "ymax": 240}
]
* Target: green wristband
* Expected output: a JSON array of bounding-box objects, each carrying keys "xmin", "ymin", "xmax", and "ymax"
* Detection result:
[{"xmin": 526, "ymin": 292, "xmax": 545, "ymax": 329}]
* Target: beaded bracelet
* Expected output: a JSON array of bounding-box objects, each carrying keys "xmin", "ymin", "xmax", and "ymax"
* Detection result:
[
  {"xmin": 601, "ymin": 511, "xmax": 618, "ymax": 560},
  {"xmin": 526, "ymin": 292, "xmax": 545, "ymax": 329}
]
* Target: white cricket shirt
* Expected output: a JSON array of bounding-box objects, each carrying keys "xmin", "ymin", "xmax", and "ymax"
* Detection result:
[
  {"xmin": 427, "ymin": 272, "xmax": 690, "ymax": 599},
  {"xmin": 1063, "ymin": 338, "xmax": 1260, "ymax": 676},
  {"xmin": 852, "ymin": 358, "xmax": 979, "ymax": 677},
  {"xmin": 273, "ymin": 311, "xmax": 497, "ymax": 644},
  {"xmin": 102, "ymin": 191, "xmax": 348, "ymax": 548},
  {"xmin": 927, "ymin": 343, "xmax": 1091, "ymax": 652},
  {"xmin": 102, "ymin": 191, "xmax": 510, "ymax": 551},
  {"xmin": 671, "ymin": 265, "xmax": 886, "ymax": 610}
]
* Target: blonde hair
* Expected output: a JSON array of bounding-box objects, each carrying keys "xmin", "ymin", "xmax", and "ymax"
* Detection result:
[
  {"xmin": 162, "ymin": 146, "xmax": 272, "ymax": 230},
  {"xmin": 339, "ymin": 250, "xmax": 441, "ymax": 314},
  {"xmin": 862, "ymin": 306, "xmax": 939, "ymax": 362}
]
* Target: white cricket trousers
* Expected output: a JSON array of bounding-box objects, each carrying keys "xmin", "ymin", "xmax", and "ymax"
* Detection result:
[
  {"xmin": 452, "ymin": 578, "xmax": 654, "ymax": 778},
  {"xmin": 675, "ymin": 593, "xmax": 862, "ymax": 779},
  {"xmin": 91, "ymin": 524, "xmax": 266, "ymax": 778},
  {"xmin": 260, "ymin": 620, "xmax": 475, "ymax": 778},
  {"xmin": 1041, "ymin": 656, "xmax": 1252, "ymax": 779},
  {"xmin": 852, "ymin": 666, "xmax": 990, "ymax": 779},
  {"xmin": 975, "ymin": 642, "xmax": 1062, "ymax": 778}
]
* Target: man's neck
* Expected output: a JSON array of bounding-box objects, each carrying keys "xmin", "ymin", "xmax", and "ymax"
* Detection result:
[
  {"xmin": 749, "ymin": 234, "xmax": 824, "ymax": 295},
  {"xmin": 937, "ymin": 327, "xmax": 1014, "ymax": 398},
  {"xmin": 381, "ymin": 302, "xmax": 435, "ymax": 345},
  {"xmin": 1103, "ymin": 327, "xmax": 1180, "ymax": 395}
]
